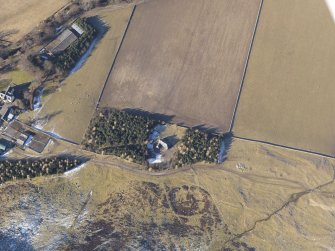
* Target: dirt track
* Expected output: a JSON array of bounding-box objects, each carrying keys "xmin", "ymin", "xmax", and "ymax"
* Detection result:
[
  {"xmin": 100, "ymin": 0, "xmax": 261, "ymax": 132},
  {"xmin": 233, "ymin": 0, "xmax": 335, "ymax": 156},
  {"xmin": 1, "ymin": 136, "xmax": 335, "ymax": 250}
]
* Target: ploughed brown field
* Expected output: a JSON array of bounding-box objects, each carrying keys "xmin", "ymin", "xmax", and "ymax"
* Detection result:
[
  {"xmin": 100, "ymin": 0, "xmax": 262, "ymax": 132},
  {"xmin": 233, "ymin": 0, "xmax": 335, "ymax": 156}
]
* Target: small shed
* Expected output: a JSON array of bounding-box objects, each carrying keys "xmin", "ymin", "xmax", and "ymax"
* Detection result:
[
  {"xmin": 16, "ymin": 132, "xmax": 33, "ymax": 147},
  {"xmin": 0, "ymin": 106, "xmax": 14, "ymax": 121},
  {"xmin": 71, "ymin": 23, "xmax": 84, "ymax": 35},
  {"xmin": 16, "ymin": 132, "xmax": 30, "ymax": 146},
  {"xmin": 0, "ymin": 143, "xmax": 6, "ymax": 152},
  {"xmin": 148, "ymin": 154, "xmax": 163, "ymax": 165},
  {"xmin": 147, "ymin": 139, "xmax": 168, "ymax": 165}
]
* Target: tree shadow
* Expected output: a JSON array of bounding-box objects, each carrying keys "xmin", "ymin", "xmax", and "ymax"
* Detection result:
[
  {"xmin": 68, "ymin": 16, "xmax": 110, "ymax": 75},
  {"xmin": 0, "ymin": 61, "xmax": 18, "ymax": 74},
  {"xmin": 41, "ymin": 85, "xmax": 58, "ymax": 97},
  {"xmin": 13, "ymin": 82, "xmax": 31, "ymax": 97},
  {"xmin": 122, "ymin": 108, "xmax": 175, "ymax": 123},
  {"xmin": 0, "ymin": 29, "xmax": 20, "ymax": 60},
  {"xmin": 192, "ymin": 124, "xmax": 222, "ymax": 134},
  {"xmin": 28, "ymin": 110, "xmax": 63, "ymax": 127},
  {"xmin": 218, "ymin": 132, "xmax": 234, "ymax": 163},
  {"xmin": 162, "ymin": 135, "xmax": 179, "ymax": 148},
  {"xmin": 86, "ymin": 15, "xmax": 109, "ymax": 35},
  {"xmin": 0, "ymin": 138, "xmax": 15, "ymax": 155},
  {"xmin": 0, "ymin": 29, "xmax": 18, "ymax": 45},
  {"xmin": 120, "ymin": 108, "xmax": 235, "ymax": 164}
]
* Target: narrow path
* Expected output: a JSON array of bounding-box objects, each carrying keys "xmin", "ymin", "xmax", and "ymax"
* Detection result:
[
  {"xmin": 223, "ymin": 166, "xmax": 335, "ymax": 246},
  {"xmin": 70, "ymin": 190, "xmax": 93, "ymax": 230},
  {"xmin": 234, "ymin": 135, "xmax": 335, "ymax": 160}
]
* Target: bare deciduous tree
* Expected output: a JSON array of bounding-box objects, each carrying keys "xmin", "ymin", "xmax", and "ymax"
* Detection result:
[{"xmin": 0, "ymin": 30, "xmax": 17, "ymax": 48}]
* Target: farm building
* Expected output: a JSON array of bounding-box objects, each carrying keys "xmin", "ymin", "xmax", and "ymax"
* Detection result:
[
  {"xmin": 147, "ymin": 124, "xmax": 169, "ymax": 165},
  {"xmin": 16, "ymin": 132, "xmax": 32, "ymax": 147},
  {"xmin": 2, "ymin": 120, "xmax": 51, "ymax": 153},
  {"xmin": 45, "ymin": 28, "xmax": 78, "ymax": 55},
  {"xmin": 71, "ymin": 23, "xmax": 84, "ymax": 35},
  {"xmin": 147, "ymin": 140, "xmax": 168, "ymax": 165},
  {"xmin": 0, "ymin": 138, "xmax": 13, "ymax": 155},
  {"xmin": 43, "ymin": 20, "xmax": 87, "ymax": 56},
  {"xmin": 0, "ymin": 106, "xmax": 14, "ymax": 121},
  {"xmin": 0, "ymin": 85, "xmax": 15, "ymax": 103},
  {"xmin": 40, "ymin": 19, "xmax": 94, "ymax": 63}
]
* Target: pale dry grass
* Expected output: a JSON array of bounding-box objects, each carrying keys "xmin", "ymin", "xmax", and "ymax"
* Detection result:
[
  {"xmin": 23, "ymin": 6, "xmax": 134, "ymax": 143},
  {"xmin": 0, "ymin": 139, "xmax": 334, "ymax": 249},
  {"xmin": 0, "ymin": 0, "xmax": 69, "ymax": 42},
  {"xmin": 234, "ymin": 0, "xmax": 335, "ymax": 156},
  {"xmin": 3, "ymin": 69, "xmax": 34, "ymax": 84}
]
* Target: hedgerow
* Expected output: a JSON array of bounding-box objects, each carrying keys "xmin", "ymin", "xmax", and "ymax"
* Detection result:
[{"xmin": 0, "ymin": 157, "xmax": 83, "ymax": 184}]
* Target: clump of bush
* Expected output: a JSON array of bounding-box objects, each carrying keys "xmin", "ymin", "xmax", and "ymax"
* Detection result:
[
  {"xmin": 83, "ymin": 109, "xmax": 159, "ymax": 164},
  {"xmin": 0, "ymin": 157, "xmax": 83, "ymax": 184},
  {"xmin": 175, "ymin": 129, "xmax": 222, "ymax": 167},
  {"xmin": 55, "ymin": 18, "xmax": 96, "ymax": 71}
]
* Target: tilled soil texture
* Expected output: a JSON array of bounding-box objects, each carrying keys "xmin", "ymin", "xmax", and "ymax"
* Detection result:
[{"xmin": 100, "ymin": 0, "xmax": 262, "ymax": 133}]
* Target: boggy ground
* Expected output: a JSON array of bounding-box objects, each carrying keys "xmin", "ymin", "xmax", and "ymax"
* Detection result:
[{"xmin": 0, "ymin": 138, "xmax": 334, "ymax": 250}]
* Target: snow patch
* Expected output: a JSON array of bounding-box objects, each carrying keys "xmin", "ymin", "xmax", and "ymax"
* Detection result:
[
  {"xmin": 49, "ymin": 129, "xmax": 62, "ymax": 139},
  {"xmin": 33, "ymin": 88, "xmax": 43, "ymax": 111},
  {"xmin": 33, "ymin": 122, "xmax": 44, "ymax": 130},
  {"xmin": 2, "ymin": 149, "xmax": 13, "ymax": 157},
  {"xmin": 64, "ymin": 163, "xmax": 87, "ymax": 176},
  {"xmin": 325, "ymin": 0, "xmax": 335, "ymax": 23}
]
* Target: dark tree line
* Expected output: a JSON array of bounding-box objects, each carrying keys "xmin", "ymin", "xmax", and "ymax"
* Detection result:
[
  {"xmin": 0, "ymin": 157, "xmax": 83, "ymax": 184},
  {"xmin": 83, "ymin": 109, "xmax": 159, "ymax": 164},
  {"xmin": 84, "ymin": 109, "xmax": 224, "ymax": 167}
]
